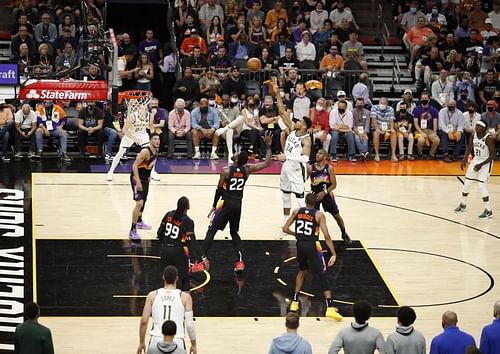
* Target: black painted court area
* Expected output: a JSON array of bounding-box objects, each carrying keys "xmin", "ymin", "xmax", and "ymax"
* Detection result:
[{"xmin": 37, "ymin": 239, "xmax": 398, "ymax": 317}]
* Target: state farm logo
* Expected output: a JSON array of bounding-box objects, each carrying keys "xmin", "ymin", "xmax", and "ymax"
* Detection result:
[
  {"xmin": 26, "ymin": 89, "xmax": 40, "ymax": 99},
  {"xmin": 26, "ymin": 89, "xmax": 89, "ymax": 100}
]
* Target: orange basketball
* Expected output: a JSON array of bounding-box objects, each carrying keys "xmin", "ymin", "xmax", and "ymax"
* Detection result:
[{"xmin": 247, "ymin": 57, "xmax": 262, "ymax": 72}]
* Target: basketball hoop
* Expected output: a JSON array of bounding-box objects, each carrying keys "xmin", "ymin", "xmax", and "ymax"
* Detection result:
[{"xmin": 118, "ymin": 90, "xmax": 153, "ymax": 119}]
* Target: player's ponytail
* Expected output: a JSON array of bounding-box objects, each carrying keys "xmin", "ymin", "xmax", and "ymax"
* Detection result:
[{"xmin": 174, "ymin": 196, "xmax": 190, "ymax": 220}]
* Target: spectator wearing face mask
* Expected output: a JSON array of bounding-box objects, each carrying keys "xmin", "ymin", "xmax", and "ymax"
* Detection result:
[
  {"xmin": 481, "ymin": 100, "xmax": 500, "ymax": 143},
  {"xmin": 370, "ymin": 97, "xmax": 398, "ymax": 162},
  {"xmin": 310, "ymin": 97, "xmax": 331, "ymax": 153},
  {"xmin": 438, "ymin": 99, "xmax": 465, "ymax": 162}
]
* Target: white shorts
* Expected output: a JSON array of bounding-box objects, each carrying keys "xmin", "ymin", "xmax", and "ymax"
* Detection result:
[
  {"xmin": 119, "ymin": 133, "xmax": 150, "ymax": 150},
  {"xmin": 280, "ymin": 160, "xmax": 306, "ymax": 195},
  {"xmin": 148, "ymin": 335, "xmax": 185, "ymax": 353},
  {"xmin": 465, "ymin": 160, "xmax": 492, "ymax": 183}
]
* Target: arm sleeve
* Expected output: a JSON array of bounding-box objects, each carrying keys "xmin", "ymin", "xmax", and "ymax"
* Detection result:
[
  {"xmin": 185, "ymin": 310, "xmax": 196, "ymax": 341},
  {"xmin": 212, "ymin": 186, "xmax": 224, "ymax": 207},
  {"xmin": 187, "ymin": 220, "xmax": 204, "ymax": 259}
]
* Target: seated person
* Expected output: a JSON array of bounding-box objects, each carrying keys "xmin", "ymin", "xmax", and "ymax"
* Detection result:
[
  {"xmin": 35, "ymin": 101, "xmax": 71, "ymax": 161},
  {"xmin": 394, "ymin": 102, "xmax": 415, "ymax": 160},
  {"xmin": 412, "ymin": 92, "xmax": 440, "ymax": 159},
  {"xmin": 14, "ymin": 103, "xmax": 37, "ymax": 158},
  {"xmin": 191, "ymin": 98, "xmax": 219, "ymax": 160},
  {"xmin": 149, "ymin": 98, "xmax": 168, "ymax": 152},
  {"xmin": 215, "ymin": 93, "xmax": 244, "ymax": 162},
  {"xmin": 310, "ymin": 97, "xmax": 331, "ymax": 153},
  {"xmin": 438, "ymin": 99, "xmax": 465, "ymax": 162},
  {"xmin": 240, "ymin": 96, "xmax": 263, "ymax": 158},
  {"xmin": 77, "ymin": 101, "xmax": 104, "ymax": 157},
  {"xmin": 102, "ymin": 104, "xmax": 124, "ymax": 163},
  {"xmin": 0, "ymin": 103, "xmax": 15, "ymax": 162},
  {"xmin": 370, "ymin": 97, "xmax": 397, "ymax": 162},
  {"xmin": 329, "ymin": 100, "xmax": 355, "ymax": 162},
  {"xmin": 259, "ymin": 95, "xmax": 282, "ymax": 155},
  {"xmin": 168, "ymin": 98, "xmax": 193, "ymax": 159}
]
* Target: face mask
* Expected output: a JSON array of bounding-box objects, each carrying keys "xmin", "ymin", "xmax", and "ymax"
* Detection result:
[
  {"xmin": 421, "ymin": 99, "xmax": 429, "ymax": 105},
  {"xmin": 248, "ymin": 102, "xmax": 254, "ymax": 108},
  {"xmin": 400, "ymin": 108, "xmax": 407, "ymax": 114},
  {"xmin": 460, "ymin": 95, "xmax": 468, "ymax": 100},
  {"xmin": 410, "ymin": 7, "xmax": 417, "ymax": 13},
  {"xmin": 432, "ymin": 8, "xmax": 438, "ymax": 15},
  {"xmin": 487, "ymin": 106, "xmax": 495, "ymax": 112},
  {"xmin": 200, "ymin": 107, "xmax": 208, "ymax": 114},
  {"xmin": 467, "ymin": 109, "xmax": 474, "ymax": 114},
  {"xmin": 231, "ymin": 97, "xmax": 239, "ymax": 104},
  {"xmin": 316, "ymin": 104, "xmax": 324, "ymax": 111},
  {"xmin": 338, "ymin": 108, "xmax": 345, "ymax": 114},
  {"xmin": 280, "ymin": 91, "xmax": 285, "ymax": 98},
  {"xmin": 209, "ymin": 99, "xmax": 215, "ymax": 107},
  {"xmin": 379, "ymin": 104, "xmax": 387, "ymax": 110},
  {"xmin": 448, "ymin": 107, "xmax": 455, "ymax": 112}
]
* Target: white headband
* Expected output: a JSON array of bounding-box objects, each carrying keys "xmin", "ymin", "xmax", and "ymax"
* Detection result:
[{"xmin": 476, "ymin": 121, "xmax": 486, "ymax": 128}]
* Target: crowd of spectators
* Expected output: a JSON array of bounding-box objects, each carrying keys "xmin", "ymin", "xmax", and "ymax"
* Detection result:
[{"xmin": 2, "ymin": 0, "xmax": 499, "ymax": 163}]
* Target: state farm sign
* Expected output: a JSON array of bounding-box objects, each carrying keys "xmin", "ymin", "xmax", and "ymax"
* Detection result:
[{"xmin": 19, "ymin": 80, "xmax": 108, "ymax": 101}]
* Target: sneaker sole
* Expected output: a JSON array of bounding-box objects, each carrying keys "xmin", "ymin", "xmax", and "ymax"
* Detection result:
[{"xmin": 479, "ymin": 215, "xmax": 493, "ymax": 220}]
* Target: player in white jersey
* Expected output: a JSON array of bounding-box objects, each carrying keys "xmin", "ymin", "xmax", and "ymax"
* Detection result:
[
  {"xmin": 454, "ymin": 120, "xmax": 496, "ymax": 219},
  {"xmin": 137, "ymin": 266, "xmax": 197, "ymax": 354},
  {"xmin": 271, "ymin": 79, "xmax": 312, "ymax": 237},
  {"xmin": 106, "ymin": 101, "xmax": 161, "ymax": 182}
]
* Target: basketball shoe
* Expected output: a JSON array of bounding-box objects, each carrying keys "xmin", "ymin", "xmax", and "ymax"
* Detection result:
[
  {"xmin": 325, "ymin": 307, "xmax": 343, "ymax": 321},
  {"xmin": 233, "ymin": 260, "xmax": 245, "ymax": 273},
  {"xmin": 136, "ymin": 221, "xmax": 152, "ymax": 230},
  {"xmin": 454, "ymin": 203, "xmax": 466, "ymax": 213},
  {"xmin": 129, "ymin": 229, "xmax": 140, "ymax": 240},
  {"xmin": 478, "ymin": 209, "xmax": 493, "ymax": 220},
  {"xmin": 190, "ymin": 262, "xmax": 205, "ymax": 273}
]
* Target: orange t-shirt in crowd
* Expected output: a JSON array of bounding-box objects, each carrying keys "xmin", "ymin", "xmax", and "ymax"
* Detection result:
[
  {"xmin": 180, "ymin": 37, "xmax": 208, "ymax": 55},
  {"xmin": 264, "ymin": 9, "xmax": 288, "ymax": 29},
  {"xmin": 320, "ymin": 54, "xmax": 344, "ymax": 70},
  {"xmin": 407, "ymin": 26, "xmax": 433, "ymax": 46}
]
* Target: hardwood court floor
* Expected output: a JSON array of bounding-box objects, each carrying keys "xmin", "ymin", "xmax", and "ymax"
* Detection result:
[{"xmin": 33, "ymin": 173, "xmax": 500, "ymax": 354}]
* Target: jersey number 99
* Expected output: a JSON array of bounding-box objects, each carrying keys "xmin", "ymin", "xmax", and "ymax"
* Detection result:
[{"xmin": 164, "ymin": 223, "xmax": 180, "ymax": 239}]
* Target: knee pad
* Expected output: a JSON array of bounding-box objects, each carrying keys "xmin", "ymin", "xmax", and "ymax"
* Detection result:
[
  {"xmin": 282, "ymin": 192, "xmax": 292, "ymax": 208},
  {"xmin": 318, "ymin": 273, "xmax": 330, "ymax": 292},
  {"xmin": 478, "ymin": 182, "xmax": 489, "ymax": 198}
]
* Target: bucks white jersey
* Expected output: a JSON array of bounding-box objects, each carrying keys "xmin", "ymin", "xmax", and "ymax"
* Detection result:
[
  {"xmin": 150, "ymin": 288, "xmax": 185, "ymax": 338},
  {"xmin": 128, "ymin": 111, "xmax": 150, "ymax": 136},
  {"xmin": 473, "ymin": 132, "xmax": 490, "ymax": 163},
  {"xmin": 284, "ymin": 130, "xmax": 307, "ymax": 160}
]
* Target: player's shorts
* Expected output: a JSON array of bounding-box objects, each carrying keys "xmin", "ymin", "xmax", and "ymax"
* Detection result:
[
  {"xmin": 296, "ymin": 240, "xmax": 327, "ymax": 275},
  {"xmin": 465, "ymin": 160, "xmax": 492, "ymax": 183},
  {"xmin": 131, "ymin": 175, "xmax": 149, "ymax": 201},
  {"xmin": 209, "ymin": 198, "xmax": 242, "ymax": 232},
  {"xmin": 148, "ymin": 335, "xmax": 185, "ymax": 354},
  {"xmin": 315, "ymin": 192, "xmax": 339, "ymax": 215},
  {"xmin": 280, "ymin": 161, "xmax": 306, "ymax": 195},
  {"xmin": 119, "ymin": 133, "xmax": 150, "ymax": 149},
  {"xmin": 160, "ymin": 244, "xmax": 189, "ymax": 290}
]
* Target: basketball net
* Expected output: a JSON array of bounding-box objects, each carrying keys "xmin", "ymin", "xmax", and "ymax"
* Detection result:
[{"xmin": 120, "ymin": 91, "xmax": 152, "ymax": 121}]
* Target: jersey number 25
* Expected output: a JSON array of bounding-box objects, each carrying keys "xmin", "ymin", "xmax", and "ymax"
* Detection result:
[{"xmin": 296, "ymin": 220, "xmax": 313, "ymax": 236}]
